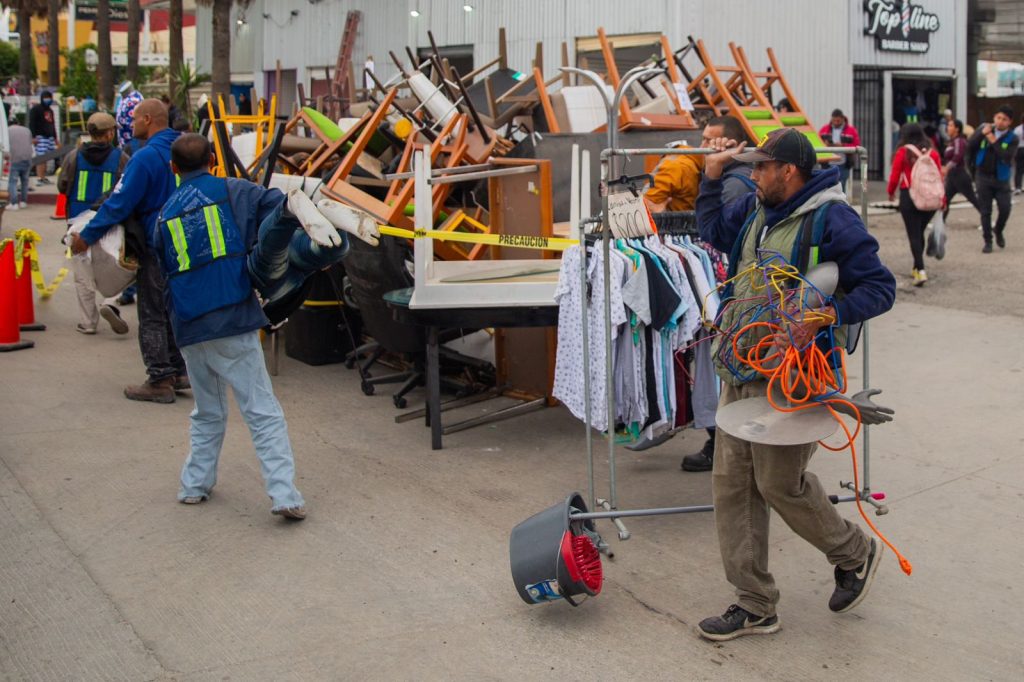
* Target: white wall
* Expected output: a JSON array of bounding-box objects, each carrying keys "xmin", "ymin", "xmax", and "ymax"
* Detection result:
[{"xmin": 231, "ymin": 0, "xmax": 852, "ymax": 131}]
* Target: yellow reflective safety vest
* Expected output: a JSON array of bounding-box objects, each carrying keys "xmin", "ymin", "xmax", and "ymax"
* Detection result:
[{"xmin": 156, "ymin": 174, "xmax": 251, "ymax": 321}]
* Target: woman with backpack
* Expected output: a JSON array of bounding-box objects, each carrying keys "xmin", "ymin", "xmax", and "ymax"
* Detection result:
[
  {"xmin": 887, "ymin": 123, "xmax": 945, "ymax": 287},
  {"xmin": 942, "ymin": 119, "xmax": 979, "ymax": 221}
]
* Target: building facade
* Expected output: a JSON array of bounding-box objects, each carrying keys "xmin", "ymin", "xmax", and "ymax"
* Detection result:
[{"xmin": 197, "ymin": 0, "xmax": 968, "ymax": 172}]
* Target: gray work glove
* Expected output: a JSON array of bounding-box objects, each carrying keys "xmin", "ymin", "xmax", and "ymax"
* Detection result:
[
  {"xmin": 316, "ymin": 198, "xmax": 381, "ymax": 246},
  {"xmin": 287, "ymin": 189, "xmax": 343, "ymax": 247},
  {"xmin": 829, "ymin": 389, "xmax": 895, "ymax": 425}
]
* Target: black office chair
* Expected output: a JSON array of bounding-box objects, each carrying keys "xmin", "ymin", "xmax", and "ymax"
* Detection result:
[
  {"xmin": 342, "ymin": 235, "xmax": 493, "ymax": 403},
  {"xmin": 343, "ymin": 236, "xmax": 478, "ymax": 408}
]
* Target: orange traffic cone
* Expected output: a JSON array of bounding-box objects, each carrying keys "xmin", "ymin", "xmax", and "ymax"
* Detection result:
[
  {"xmin": 0, "ymin": 240, "xmax": 34, "ymax": 352},
  {"xmin": 51, "ymin": 192, "xmax": 67, "ymax": 220},
  {"xmin": 16, "ymin": 244, "xmax": 45, "ymax": 331}
]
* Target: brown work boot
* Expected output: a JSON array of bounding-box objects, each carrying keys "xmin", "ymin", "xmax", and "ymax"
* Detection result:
[
  {"xmin": 124, "ymin": 377, "xmax": 176, "ymax": 403},
  {"xmin": 173, "ymin": 374, "xmax": 191, "ymax": 392}
]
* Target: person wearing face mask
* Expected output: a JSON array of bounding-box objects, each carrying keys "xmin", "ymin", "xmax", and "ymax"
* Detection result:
[
  {"xmin": 691, "ymin": 128, "xmax": 895, "ymax": 642},
  {"xmin": 968, "ymin": 105, "xmax": 1019, "ymax": 252},
  {"xmin": 28, "ymin": 90, "xmax": 57, "ymax": 185}
]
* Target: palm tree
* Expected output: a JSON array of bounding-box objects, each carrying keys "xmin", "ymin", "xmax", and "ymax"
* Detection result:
[
  {"xmin": 196, "ymin": 0, "xmax": 251, "ymax": 100},
  {"xmin": 126, "ymin": 0, "xmax": 140, "ymax": 84},
  {"xmin": 168, "ymin": 0, "xmax": 183, "ymax": 101},
  {"xmin": 96, "ymin": 0, "xmax": 112, "ymax": 107},
  {"xmin": 1, "ymin": 1, "xmax": 47, "ymax": 94},
  {"xmin": 46, "ymin": 0, "xmax": 65, "ymax": 87}
]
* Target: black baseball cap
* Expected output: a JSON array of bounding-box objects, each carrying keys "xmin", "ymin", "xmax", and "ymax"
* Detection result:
[{"xmin": 734, "ymin": 128, "xmax": 816, "ymax": 172}]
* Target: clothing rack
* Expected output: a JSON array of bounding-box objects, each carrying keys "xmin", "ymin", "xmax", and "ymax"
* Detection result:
[{"xmin": 564, "ymin": 64, "xmax": 886, "ymax": 551}]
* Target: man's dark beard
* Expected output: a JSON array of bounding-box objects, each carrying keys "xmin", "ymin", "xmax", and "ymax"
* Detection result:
[{"xmin": 758, "ymin": 189, "xmax": 781, "ymax": 208}]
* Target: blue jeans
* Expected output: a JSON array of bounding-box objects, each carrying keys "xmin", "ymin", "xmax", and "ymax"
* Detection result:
[
  {"xmin": 8, "ymin": 160, "xmax": 30, "ymax": 204},
  {"xmin": 178, "ymin": 331, "xmax": 305, "ymax": 511},
  {"xmin": 247, "ymin": 208, "xmax": 348, "ymax": 305},
  {"xmin": 835, "ymin": 164, "xmax": 850, "ymax": 193}
]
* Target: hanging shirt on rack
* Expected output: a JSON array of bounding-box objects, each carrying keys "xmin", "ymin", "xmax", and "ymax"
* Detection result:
[
  {"xmin": 613, "ymin": 249, "xmax": 647, "ymax": 429},
  {"xmin": 553, "ymin": 244, "xmax": 627, "ymax": 433}
]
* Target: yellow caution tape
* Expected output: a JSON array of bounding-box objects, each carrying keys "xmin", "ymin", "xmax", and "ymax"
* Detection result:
[
  {"xmin": 378, "ymin": 226, "xmax": 579, "ymax": 252},
  {"xmin": 301, "ymin": 300, "xmax": 342, "ymax": 307},
  {"xmin": 13, "ymin": 229, "xmax": 70, "ymax": 300}
]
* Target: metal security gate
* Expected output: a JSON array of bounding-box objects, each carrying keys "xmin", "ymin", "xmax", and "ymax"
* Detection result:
[{"xmin": 854, "ymin": 68, "xmax": 884, "ymax": 180}]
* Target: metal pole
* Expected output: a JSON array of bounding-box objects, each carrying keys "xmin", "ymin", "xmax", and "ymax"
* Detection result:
[
  {"xmin": 428, "ymin": 165, "xmax": 539, "ymax": 184},
  {"xmin": 570, "ymin": 495, "xmax": 867, "ymax": 522},
  {"xmin": 572, "ymin": 145, "xmax": 596, "ymax": 510},
  {"xmin": 384, "ymin": 163, "xmax": 494, "ymax": 180},
  {"xmin": 860, "ymin": 147, "xmax": 872, "ymax": 495},
  {"xmin": 560, "ymin": 67, "xmax": 614, "ymax": 512},
  {"xmin": 603, "ymin": 66, "xmax": 663, "ymax": 511}
]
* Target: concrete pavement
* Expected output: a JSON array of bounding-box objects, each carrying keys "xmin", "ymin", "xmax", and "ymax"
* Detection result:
[{"xmin": 1, "ymin": 194, "xmax": 1022, "ymax": 680}]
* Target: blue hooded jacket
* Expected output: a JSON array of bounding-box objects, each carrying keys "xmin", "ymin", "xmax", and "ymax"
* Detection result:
[
  {"xmin": 696, "ymin": 166, "xmax": 895, "ymax": 325},
  {"xmin": 78, "ymin": 128, "xmax": 181, "ymax": 247},
  {"xmin": 152, "ymin": 171, "xmax": 300, "ymax": 347}
]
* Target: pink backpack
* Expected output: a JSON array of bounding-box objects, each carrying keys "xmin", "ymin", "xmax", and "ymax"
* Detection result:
[{"xmin": 904, "ymin": 145, "xmax": 944, "ymax": 211}]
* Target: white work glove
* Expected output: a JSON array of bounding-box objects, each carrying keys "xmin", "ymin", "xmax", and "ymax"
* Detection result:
[
  {"xmin": 316, "ymin": 198, "xmax": 380, "ymax": 246},
  {"xmin": 287, "ymin": 189, "xmax": 343, "ymax": 248}
]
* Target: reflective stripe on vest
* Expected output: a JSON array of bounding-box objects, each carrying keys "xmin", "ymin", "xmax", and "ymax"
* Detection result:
[
  {"xmin": 203, "ymin": 205, "xmax": 226, "ymax": 258},
  {"xmin": 69, "ymin": 148, "xmax": 122, "ymax": 218},
  {"xmin": 164, "ymin": 205, "xmax": 230, "ymax": 273},
  {"xmin": 75, "ymin": 170, "xmax": 113, "ymax": 201},
  {"xmin": 165, "ymin": 217, "xmax": 190, "ymax": 272},
  {"xmin": 157, "ymin": 173, "xmax": 251, "ymax": 322}
]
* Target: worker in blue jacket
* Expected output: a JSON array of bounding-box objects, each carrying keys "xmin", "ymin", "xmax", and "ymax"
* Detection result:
[
  {"xmin": 692, "ymin": 128, "xmax": 896, "ymax": 642},
  {"xmin": 153, "ymin": 133, "xmax": 379, "ymax": 521},
  {"xmin": 69, "ymin": 99, "xmax": 186, "ymax": 404}
]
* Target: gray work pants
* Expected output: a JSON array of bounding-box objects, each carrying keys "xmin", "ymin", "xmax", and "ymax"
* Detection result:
[
  {"xmin": 712, "ymin": 380, "xmax": 870, "ymax": 617},
  {"xmin": 137, "ymin": 247, "xmax": 186, "ymax": 383}
]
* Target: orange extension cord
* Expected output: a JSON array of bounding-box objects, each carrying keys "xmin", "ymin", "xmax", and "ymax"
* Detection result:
[{"xmin": 733, "ymin": 320, "xmax": 913, "ymax": 576}]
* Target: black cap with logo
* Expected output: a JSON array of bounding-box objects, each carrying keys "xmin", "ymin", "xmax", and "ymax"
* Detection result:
[{"xmin": 734, "ymin": 128, "xmax": 817, "ymax": 172}]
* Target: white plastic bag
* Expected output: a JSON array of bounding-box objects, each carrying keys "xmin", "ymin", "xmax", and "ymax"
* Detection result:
[
  {"xmin": 66, "ymin": 210, "xmax": 138, "ymax": 297},
  {"xmin": 927, "ymin": 211, "xmax": 947, "ymax": 261}
]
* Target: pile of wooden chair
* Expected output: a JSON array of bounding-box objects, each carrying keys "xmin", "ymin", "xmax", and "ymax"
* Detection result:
[{"xmin": 200, "ymin": 28, "xmax": 831, "ymax": 264}]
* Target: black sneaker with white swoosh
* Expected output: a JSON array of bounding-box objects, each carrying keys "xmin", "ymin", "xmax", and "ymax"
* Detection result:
[
  {"xmin": 697, "ymin": 604, "xmax": 780, "ymax": 641},
  {"xmin": 829, "ymin": 538, "xmax": 884, "ymax": 613}
]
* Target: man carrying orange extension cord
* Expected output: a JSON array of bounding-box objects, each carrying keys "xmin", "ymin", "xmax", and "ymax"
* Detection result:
[{"xmin": 693, "ymin": 129, "xmax": 898, "ymax": 641}]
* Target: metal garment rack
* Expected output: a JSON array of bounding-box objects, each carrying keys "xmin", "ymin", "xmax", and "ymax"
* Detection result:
[{"xmin": 562, "ymin": 64, "xmax": 886, "ymax": 546}]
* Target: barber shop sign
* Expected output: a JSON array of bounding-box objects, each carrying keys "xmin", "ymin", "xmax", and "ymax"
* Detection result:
[{"xmin": 864, "ymin": 0, "xmax": 941, "ymax": 53}]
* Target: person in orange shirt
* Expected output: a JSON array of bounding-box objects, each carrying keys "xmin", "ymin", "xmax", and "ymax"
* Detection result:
[
  {"xmin": 645, "ymin": 146, "xmax": 704, "ymax": 212},
  {"xmin": 646, "ymin": 116, "xmax": 754, "ymax": 213}
]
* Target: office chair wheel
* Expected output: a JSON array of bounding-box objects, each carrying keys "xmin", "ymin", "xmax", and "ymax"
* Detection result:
[
  {"xmin": 393, "ymin": 396, "xmax": 407, "ymax": 409},
  {"xmin": 361, "ymin": 381, "xmax": 374, "ymax": 396},
  {"xmin": 344, "ymin": 356, "xmax": 356, "ymax": 369}
]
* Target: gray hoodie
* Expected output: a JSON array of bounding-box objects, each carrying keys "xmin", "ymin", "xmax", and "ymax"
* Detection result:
[{"xmin": 8, "ymin": 125, "xmax": 34, "ymax": 164}]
